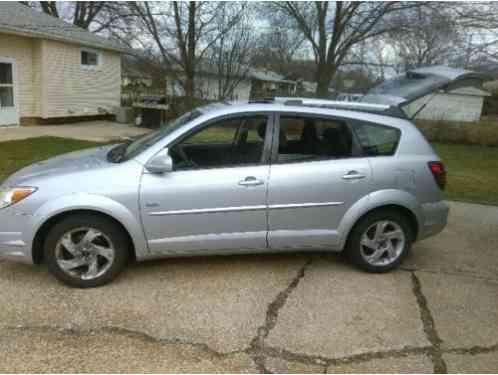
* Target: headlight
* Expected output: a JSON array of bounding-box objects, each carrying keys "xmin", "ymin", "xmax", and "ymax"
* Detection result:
[{"xmin": 0, "ymin": 187, "xmax": 37, "ymax": 209}]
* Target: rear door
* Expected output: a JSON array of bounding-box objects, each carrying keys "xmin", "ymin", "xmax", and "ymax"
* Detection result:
[{"xmin": 267, "ymin": 113, "xmax": 372, "ymax": 250}]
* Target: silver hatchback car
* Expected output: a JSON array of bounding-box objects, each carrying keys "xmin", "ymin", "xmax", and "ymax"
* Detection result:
[{"xmin": 1, "ymin": 67, "xmax": 471, "ymax": 288}]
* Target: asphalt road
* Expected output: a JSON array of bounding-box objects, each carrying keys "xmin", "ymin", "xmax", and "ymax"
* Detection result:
[{"xmin": 0, "ymin": 201, "xmax": 496, "ymax": 373}]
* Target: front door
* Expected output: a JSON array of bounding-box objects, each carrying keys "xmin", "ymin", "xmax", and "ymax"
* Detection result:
[
  {"xmin": 267, "ymin": 113, "xmax": 372, "ymax": 250},
  {"xmin": 139, "ymin": 113, "xmax": 273, "ymax": 255},
  {"xmin": 0, "ymin": 58, "xmax": 18, "ymax": 126}
]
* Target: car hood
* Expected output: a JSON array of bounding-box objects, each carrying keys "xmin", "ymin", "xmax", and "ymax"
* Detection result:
[
  {"xmin": 362, "ymin": 65, "xmax": 490, "ymax": 108},
  {"xmin": 2, "ymin": 145, "xmax": 116, "ymax": 187}
]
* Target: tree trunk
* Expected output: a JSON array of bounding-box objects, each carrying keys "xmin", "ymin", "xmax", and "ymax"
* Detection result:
[
  {"xmin": 315, "ymin": 63, "xmax": 335, "ymax": 98},
  {"xmin": 184, "ymin": 73, "xmax": 195, "ymax": 110}
]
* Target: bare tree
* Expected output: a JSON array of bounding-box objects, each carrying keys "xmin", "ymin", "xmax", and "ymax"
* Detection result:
[
  {"xmin": 269, "ymin": 2, "xmax": 422, "ymax": 97},
  {"xmin": 381, "ymin": 2, "xmax": 498, "ymax": 71},
  {"xmin": 130, "ymin": 1, "xmax": 246, "ymax": 108},
  {"xmin": 384, "ymin": 5, "xmax": 460, "ymax": 71},
  {"xmin": 448, "ymin": 2, "xmax": 498, "ymax": 67},
  {"xmin": 24, "ymin": 2, "xmax": 129, "ymax": 32},
  {"xmin": 39, "ymin": 1, "xmax": 59, "ymax": 18},
  {"xmin": 252, "ymin": 8, "xmax": 306, "ymax": 75},
  {"xmin": 206, "ymin": 6, "xmax": 254, "ymax": 100}
]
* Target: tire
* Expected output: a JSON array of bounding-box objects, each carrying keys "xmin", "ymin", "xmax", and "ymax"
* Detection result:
[
  {"xmin": 345, "ymin": 209, "xmax": 413, "ymax": 273},
  {"xmin": 44, "ymin": 214, "xmax": 130, "ymax": 288}
]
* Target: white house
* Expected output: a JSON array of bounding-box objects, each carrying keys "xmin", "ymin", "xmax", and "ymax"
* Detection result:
[
  {"xmin": 165, "ymin": 66, "xmax": 296, "ymax": 101},
  {"xmin": 404, "ymin": 86, "xmax": 491, "ymax": 122},
  {"xmin": 248, "ymin": 69, "xmax": 296, "ymax": 98},
  {"xmin": 0, "ymin": 2, "xmax": 126, "ymax": 126}
]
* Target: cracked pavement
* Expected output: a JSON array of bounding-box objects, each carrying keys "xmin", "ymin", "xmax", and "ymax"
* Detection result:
[{"xmin": 0, "ymin": 201, "xmax": 497, "ymax": 373}]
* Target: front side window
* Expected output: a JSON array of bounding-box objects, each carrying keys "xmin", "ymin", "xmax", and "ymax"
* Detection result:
[
  {"xmin": 81, "ymin": 49, "xmax": 99, "ymax": 67},
  {"xmin": 117, "ymin": 109, "xmax": 202, "ymax": 162},
  {"xmin": 171, "ymin": 115, "xmax": 268, "ymax": 170},
  {"xmin": 352, "ymin": 122, "xmax": 401, "ymax": 156},
  {"xmin": 276, "ymin": 115, "xmax": 354, "ymax": 163}
]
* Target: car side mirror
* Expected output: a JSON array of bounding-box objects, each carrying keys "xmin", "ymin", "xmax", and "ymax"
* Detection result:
[{"xmin": 145, "ymin": 148, "xmax": 173, "ymax": 174}]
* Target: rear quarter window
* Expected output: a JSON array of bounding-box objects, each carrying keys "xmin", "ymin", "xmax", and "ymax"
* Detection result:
[{"xmin": 352, "ymin": 122, "xmax": 401, "ymax": 156}]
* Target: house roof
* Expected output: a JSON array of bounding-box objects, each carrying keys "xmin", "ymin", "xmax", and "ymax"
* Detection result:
[
  {"xmin": 158, "ymin": 58, "xmax": 296, "ymax": 84},
  {"xmin": 249, "ymin": 68, "xmax": 295, "ymax": 84},
  {"xmin": 0, "ymin": 2, "xmax": 127, "ymax": 53}
]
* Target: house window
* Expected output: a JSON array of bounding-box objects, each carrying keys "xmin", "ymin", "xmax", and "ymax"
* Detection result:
[
  {"xmin": 0, "ymin": 62, "xmax": 14, "ymax": 107},
  {"xmin": 81, "ymin": 49, "xmax": 100, "ymax": 67}
]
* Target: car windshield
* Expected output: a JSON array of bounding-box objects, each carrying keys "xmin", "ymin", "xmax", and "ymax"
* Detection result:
[{"xmin": 107, "ymin": 109, "xmax": 202, "ymax": 163}]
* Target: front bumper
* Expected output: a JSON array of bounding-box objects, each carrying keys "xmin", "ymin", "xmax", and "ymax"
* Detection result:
[
  {"xmin": 0, "ymin": 207, "xmax": 34, "ymax": 264},
  {"xmin": 0, "ymin": 232, "xmax": 31, "ymax": 263},
  {"xmin": 417, "ymin": 200, "xmax": 449, "ymax": 241}
]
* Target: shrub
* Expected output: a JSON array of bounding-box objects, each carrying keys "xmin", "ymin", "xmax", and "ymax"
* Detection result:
[{"xmin": 415, "ymin": 118, "xmax": 498, "ymax": 147}]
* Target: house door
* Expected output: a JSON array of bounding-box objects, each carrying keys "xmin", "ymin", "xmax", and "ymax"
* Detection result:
[{"xmin": 0, "ymin": 58, "xmax": 18, "ymax": 126}]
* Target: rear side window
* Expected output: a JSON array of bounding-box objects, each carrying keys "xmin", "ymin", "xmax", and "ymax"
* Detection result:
[
  {"xmin": 352, "ymin": 122, "xmax": 401, "ymax": 156},
  {"xmin": 277, "ymin": 116, "xmax": 354, "ymax": 162}
]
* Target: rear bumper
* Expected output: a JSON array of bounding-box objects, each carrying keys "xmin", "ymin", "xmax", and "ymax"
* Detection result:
[{"xmin": 417, "ymin": 201, "xmax": 449, "ymax": 241}]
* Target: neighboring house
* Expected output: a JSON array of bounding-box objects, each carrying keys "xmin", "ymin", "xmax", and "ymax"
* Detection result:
[
  {"xmin": 300, "ymin": 80, "xmax": 317, "ymax": 95},
  {"xmin": 404, "ymin": 86, "xmax": 491, "ymax": 122},
  {"xmin": 164, "ymin": 61, "xmax": 252, "ymax": 101},
  {"xmin": 0, "ymin": 2, "xmax": 126, "ymax": 126},
  {"xmin": 166, "ymin": 73, "xmax": 252, "ymax": 102},
  {"xmin": 249, "ymin": 69, "xmax": 296, "ymax": 98},
  {"xmin": 122, "ymin": 65, "xmax": 153, "ymax": 89},
  {"xmin": 296, "ymin": 80, "xmax": 338, "ymax": 98},
  {"xmin": 163, "ymin": 66, "xmax": 295, "ymax": 101},
  {"xmin": 122, "ymin": 62, "xmax": 156, "ymax": 106}
]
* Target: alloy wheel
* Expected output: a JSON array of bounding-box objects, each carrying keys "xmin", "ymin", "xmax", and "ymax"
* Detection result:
[
  {"xmin": 55, "ymin": 227, "xmax": 115, "ymax": 280},
  {"xmin": 359, "ymin": 220, "xmax": 406, "ymax": 266}
]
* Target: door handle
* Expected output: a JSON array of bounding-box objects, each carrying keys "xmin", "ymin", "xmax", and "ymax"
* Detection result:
[
  {"xmin": 239, "ymin": 176, "xmax": 264, "ymax": 187},
  {"xmin": 342, "ymin": 170, "xmax": 367, "ymax": 180}
]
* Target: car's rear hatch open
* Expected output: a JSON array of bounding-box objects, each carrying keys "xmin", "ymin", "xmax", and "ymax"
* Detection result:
[{"xmin": 361, "ymin": 65, "xmax": 490, "ymax": 118}]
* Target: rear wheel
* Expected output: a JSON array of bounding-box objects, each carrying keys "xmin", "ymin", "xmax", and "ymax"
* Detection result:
[
  {"xmin": 44, "ymin": 214, "xmax": 130, "ymax": 288},
  {"xmin": 346, "ymin": 209, "xmax": 413, "ymax": 272}
]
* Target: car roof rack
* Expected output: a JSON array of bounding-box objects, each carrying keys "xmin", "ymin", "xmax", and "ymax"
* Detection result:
[
  {"xmin": 248, "ymin": 98, "xmax": 275, "ymax": 104},
  {"xmin": 254, "ymin": 97, "xmax": 408, "ymax": 119}
]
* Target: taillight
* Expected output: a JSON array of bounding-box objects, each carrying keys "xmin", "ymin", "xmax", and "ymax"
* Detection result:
[{"xmin": 428, "ymin": 161, "xmax": 446, "ymax": 190}]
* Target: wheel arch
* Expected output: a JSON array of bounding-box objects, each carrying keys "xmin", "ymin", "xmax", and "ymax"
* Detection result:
[
  {"xmin": 338, "ymin": 190, "xmax": 422, "ymax": 250},
  {"xmin": 29, "ymin": 194, "xmax": 149, "ymax": 264},
  {"xmin": 32, "ymin": 209, "xmax": 137, "ymax": 264}
]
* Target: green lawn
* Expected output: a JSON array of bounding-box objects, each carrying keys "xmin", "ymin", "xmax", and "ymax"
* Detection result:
[
  {"xmin": 0, "ymin": 137, "xmax": 105, "ymax": 182},
  {"xmin": 433, "ymin": 143, "xmax": 498, "ymax": 205},
  {"xmin": 0, "ymin": 137, "xmax": 497, "ymax": 206}
]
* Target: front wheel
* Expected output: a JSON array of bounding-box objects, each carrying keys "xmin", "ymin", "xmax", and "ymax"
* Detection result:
[
  {"xmin": 346, "ymin": 210, "xmax": 413, "ymax": 273},
  {"xmin": 44, "ymin": 214, "xmax": 130, "ymax": 288}
]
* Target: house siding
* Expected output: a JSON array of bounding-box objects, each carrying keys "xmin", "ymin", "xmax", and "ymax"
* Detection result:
[
  {"xmin": 41, "ymin": 39, "xmax": 121, "ymax": 118},
  {"xmin": 0, "ymin": 33, "xmax": 121, "ymax": 124},
  {"xmin": 32, "ymin": 39, "xmax": 43, "ymax": 117},
  {"xmin": 0, "ymin": 33, "xmax": 37, "ymax": 117},
  {"xmin": 195, "ymin": 75, "xmax": 251, "ymax": 101},
  {"xmin": 165, "ymin": 73, "xmax": 251, "ymax": 101}
]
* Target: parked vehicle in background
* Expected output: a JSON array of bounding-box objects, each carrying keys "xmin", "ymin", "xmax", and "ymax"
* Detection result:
[{"xmin": 3, "ymin": 65, "xmax": 481, "ymax": 288}]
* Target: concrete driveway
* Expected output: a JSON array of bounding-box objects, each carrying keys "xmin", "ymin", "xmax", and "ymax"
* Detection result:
[
  {"xmin": 0, "ymin": 201, "xmax": 496, "ymax": 373},
  {"xmin": 0, "ymin": 121, "xmax": 150, "ymax": 143}
]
